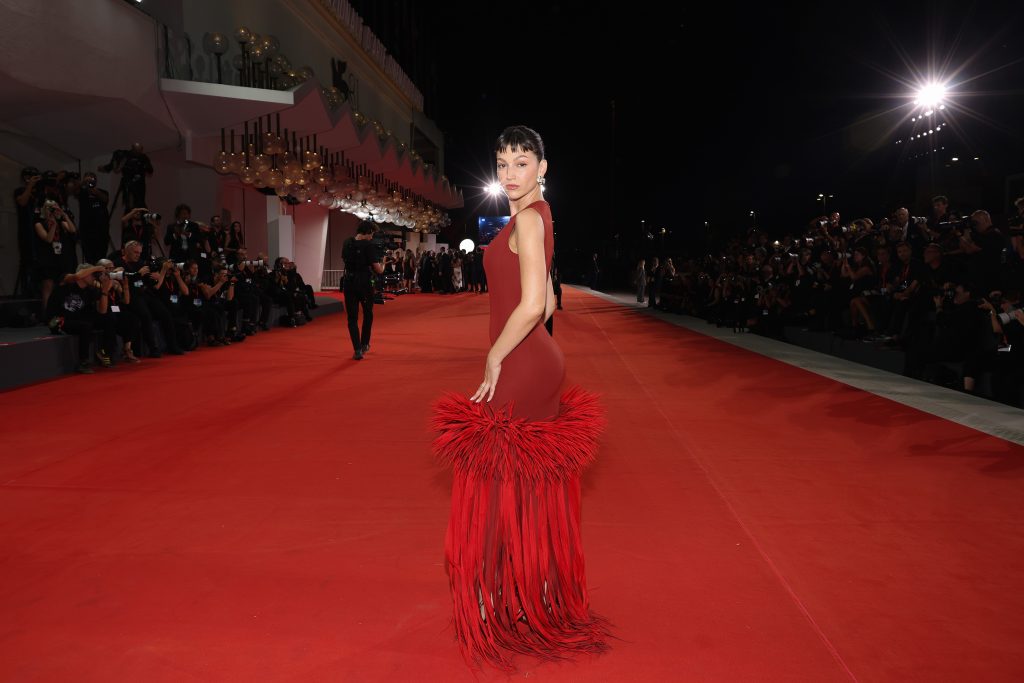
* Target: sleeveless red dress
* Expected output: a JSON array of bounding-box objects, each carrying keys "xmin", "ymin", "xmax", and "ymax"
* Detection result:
[{"xmin": 430, "ymin": 200, "xmax": 611, "ymax": 672}]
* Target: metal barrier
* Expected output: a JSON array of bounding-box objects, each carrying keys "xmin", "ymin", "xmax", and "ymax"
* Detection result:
[{"xmin": 321, "ymin": 269, "xmax": 344, "ymax": 290}]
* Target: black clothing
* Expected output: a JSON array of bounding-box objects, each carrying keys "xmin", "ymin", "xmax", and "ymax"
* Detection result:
[
  {"xmin": 78, "ymin": 188, "xmax": 110, "ymax": 263},
  {"xmin": 33, "ymin": 207, "xmax": 78, "ymax": 281},
  {"xmin": 47, "ymin": 279, "xmax": 116, "ymax": 361},
  {"xmin": 122, "ymin": 220, "xmax": 156, "ymax": 260},
  {"xmin": 341, "ymin": 237, "xmax": 382, "ymax": 352}
]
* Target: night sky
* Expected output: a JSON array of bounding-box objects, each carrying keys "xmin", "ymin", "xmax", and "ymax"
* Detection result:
[{"xmin": 433, "ymin": 1, "xmax": 1024, "ymax": 279}]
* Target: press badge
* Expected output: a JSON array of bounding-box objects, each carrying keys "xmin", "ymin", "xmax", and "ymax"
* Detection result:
[
  {"xmin": 110, "ymin": 305, "xmax": 121, "ymax": 313},
  {"xmin": 52, "ymin": 241, "xmax": 62, "ymax": 255},
  {"xmin": 193, "ymin": 298, "xmax": 202, "ymax": 307},
  {"xmin": 170, "ymin": 294, "xmax": 179, "ymax": 304},
  {"xmin": 200, "ymin": 253, "xmax": 207, "ymax": 258},
  {"xmin": 133, "ymin": 280, "xmax": 144, "ymax": 288}
]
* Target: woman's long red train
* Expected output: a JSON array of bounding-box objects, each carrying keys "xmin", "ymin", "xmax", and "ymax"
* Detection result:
[{"xmin": 430, "ymin": 385, "xmax": 612, "ymax": 672}]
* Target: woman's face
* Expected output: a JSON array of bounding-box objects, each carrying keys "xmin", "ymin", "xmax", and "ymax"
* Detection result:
[
  {"xmin": 853, "ymin": 251, "xmax": 864, "ymax": 265},
  {"xmin": 496, "ymin": 147, "xmax": 547, "ymax": 202}
]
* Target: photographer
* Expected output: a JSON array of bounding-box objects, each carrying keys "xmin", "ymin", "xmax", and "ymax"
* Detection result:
[
  {"xmin": 233, "ymin": 249, "xmax": 272, "ymax": 333},
  {"xmin": 46, "ymin": 263, "xmax": 117, "ymax": 373},
  {"xmin": 152, "ymin": 258, "xmax": 195, "ymax": 350},
  {"xmin": 101, "ymin": 143, "xmax": 153, "ymax": 212},
  {"xmin": 77, "ymin": 172, "xmax": 111, "ymax": 263},
  {"xmin": 883, "ymin": 242, "xmax": 927, "ymax": 342},
  {"xmin": 904, "ymin": 282, "xmax": 989, "ymax": 381},
  {"xmin": 269, "ymin": 257, "xmax": 313, "ymax": 328},
  {"xmin": 107, "ymin": 241, "xmax": 184, "ymax": 357},
  {"xmin": 838, "ymin": 247, "xmax": 876, "ymax": 336},
  {"xmin": 121, "ymin": 207, "xmax": 159, "ymax": 261},
  {"xmin": 33, "ymin": 199, "xmax": 78, "ymax": 313},
  {"xmin": 14, "ymin": 167, "xmax": 44, "ymax": 296},
  {"xmin": 97, "ymin": 258, "xmax": 141, "ymax": 363},
  {"xmin": 341, "ymin": 221, "xmax": 384, "ymax": 359},
  {"xmin": 208, "ymin": 215, "xmax": 227, "ymax": 260},
  {"xmin": 199, "ymin": 265, "xmax": 236, "ymax": 346},
  {"xmin": 969, "ymin": 292, "xmax": 1024, "ymax": 404},
  {"xmin": 957, "ymin": 210, "xmax": 1004, "ymax": 295}
]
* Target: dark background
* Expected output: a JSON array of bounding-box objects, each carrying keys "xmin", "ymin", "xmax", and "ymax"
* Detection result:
[{"xmin": 426, "ymin": 1, "xmax": 1024, "ymax": 284}]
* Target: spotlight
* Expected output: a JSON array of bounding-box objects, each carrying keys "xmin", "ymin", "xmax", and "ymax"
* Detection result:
[
  {"xmin": 951, "ymin": 157, "xmax": 959, "ymax": 161},
  {"xmin": 459, "ymin": 238, "xmax": 475, "ymax": 252},
  {"xmin": 914, "ymin": 82, "xmax": 948, "ymax": 109},
  {"xmin": 486, "ymin": 182, "xmax": 501, "ymax": 196}
]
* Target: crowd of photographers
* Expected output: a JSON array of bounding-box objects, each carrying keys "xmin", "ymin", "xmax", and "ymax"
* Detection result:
[
  {"xmin": 640, "ymin": 195, "xmax": 1024, "ymax": 405},
  {"xmin": 14, "ymin": 166, "xmax": 319, "ymax": 373}
]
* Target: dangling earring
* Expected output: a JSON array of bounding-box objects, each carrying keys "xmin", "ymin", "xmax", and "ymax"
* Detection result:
[{"xmin": 538, "ymin": 176, "xmax": 546, "ymax": 186}]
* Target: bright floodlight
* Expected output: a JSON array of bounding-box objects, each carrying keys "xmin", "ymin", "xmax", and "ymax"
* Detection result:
[
  {"xmin": 486, "ymin": 182, "xmax": 501, "ymax": 196},
  {"xmin": 914, "ymin": 82, "xmax": 947, "ymax": 109},
  {"xmin": 459, "ymin": 238, "xmax": 475, "ymax": 252}
]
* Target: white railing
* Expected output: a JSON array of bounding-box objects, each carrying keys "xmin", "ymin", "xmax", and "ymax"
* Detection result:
[{"xmin": 321, "ymin": 269, "xmax": 344, "ymax": 290}]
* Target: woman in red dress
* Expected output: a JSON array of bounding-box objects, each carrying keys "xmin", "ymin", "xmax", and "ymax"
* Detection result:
[{"xmin": 431, "ymin": 125, "xmax": 611, "ymax": 672}]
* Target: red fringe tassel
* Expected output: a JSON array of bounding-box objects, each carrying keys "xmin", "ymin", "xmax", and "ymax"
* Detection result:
[{"xmin": 430, "ymin": 386, "xmax": 612, "ymax": 672}]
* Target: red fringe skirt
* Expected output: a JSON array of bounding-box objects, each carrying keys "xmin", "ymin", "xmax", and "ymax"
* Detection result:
[{"xmin": 430, "ymin": 386, "xmax": 612, "ymax": 672}]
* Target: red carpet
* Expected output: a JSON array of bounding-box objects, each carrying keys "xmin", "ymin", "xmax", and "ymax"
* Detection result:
[{"xmin": 1, "ymin": 288, "xmax": 1023, "ymax": 681}]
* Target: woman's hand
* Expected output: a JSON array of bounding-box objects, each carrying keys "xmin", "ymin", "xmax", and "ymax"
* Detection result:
[{"xmin": 470, "ymin": 353, "xmax": 501, "ymax": 403}]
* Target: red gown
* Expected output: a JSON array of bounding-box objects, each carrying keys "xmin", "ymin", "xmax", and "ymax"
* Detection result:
[{"xmin": 430, "ymin": 199, "xmax": 611, "ymax": 672}]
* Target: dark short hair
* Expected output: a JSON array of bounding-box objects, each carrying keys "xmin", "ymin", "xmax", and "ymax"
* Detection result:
[
  {"xmin": 356, "ymin": 220, "xmax": 375, "ymax": 235},
  {"xmin": 175, "ymin": 203, "xmax": 191, "ymax": 218},
  {"xmin": 1014, "ymin": 197, "xmax": 1024, "ymax": 208},
  {"xmin": 21, "ymin": 166, "xmax": 39, "ymax": 179},
  {"xmin": 932, "ymin": 195, "xmax": 949, "ymax": 205},
  {"xmin": 895, "ymin": 241, "xmax": 911, "ymax": 250},
  {"xmin": 495, "ymin": 125, "xmax": 545, "ymax": 161}
]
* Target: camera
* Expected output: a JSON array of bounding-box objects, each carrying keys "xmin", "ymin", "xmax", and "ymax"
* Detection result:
[
  {"xmin": 936, "ymin": 217, "xmax": 971, "ymax": 232},
  {"xmin": 997, "ymin": 307, "xmax": 1021, "ymax": 325},
  {"xmin": 142, "ymin": 212, "xmax": 161, "ymax": 222},
  {"xmin": 242, "ymin": 259, "xmax": 265, "ymax": 267},
  {"xmin": 83, "ymin": 179, "xmax": 97, "ymax": 189},
  {"xmin": 175, "ymin": 262, "xmax": 185, "ymax": 269},
  {"xmin": 108, "ymin": 271, "xmax": 125, "ymax": 281}
]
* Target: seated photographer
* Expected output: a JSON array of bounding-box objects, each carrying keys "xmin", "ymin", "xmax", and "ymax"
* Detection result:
[
  {"xmin": 33, "ymin": 198, "xmax": 78, "ymax": 314},
  {"xmin": 180, "ymin": 261, "xmax": 206, "ymax": 343},
  {"xmin": 199, "ymin": 265, "xmax": 237, "ymax": 346},
  {"xmin": 121, "ymin": 207, "xmax": 159, "ymax": 261},
  {"xmin": 152, "ymin": 258, "xmax": 196, "ymax": 351},
  {"xmin": 836, "ymin": 247, "xmax": 876, "ymax": 336},
  {"xmin": 97, "ymin": 259, "xmax": 141, "ymax": 363},
  {"xmin": 233, "ymin": 249, "xmax": 272, "ymax": 333},
  {"xmin": 968, "ymin": 292, "xmax": 1024, "ymax": 404},
  {"xmin": 106, "ymin": 241, "xmax": 184, "ymax": 357},
  {"xmin": 904, "ymin": 281, "xmax": 990, "ymax": 382},
  {"xmin": 270, "ymin": 257, "xmax": 312, "ymax": 326},
  {"xmin": 853, "ymin": 245, "xmax": 898, "ymax": 340},
  {"xmin": 46, "ymin": 263, "xmax": 117, "ymax": 373},
  {"xmin": 883, "ymin": 242, "xmax": 928, "ymax": 343}
]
